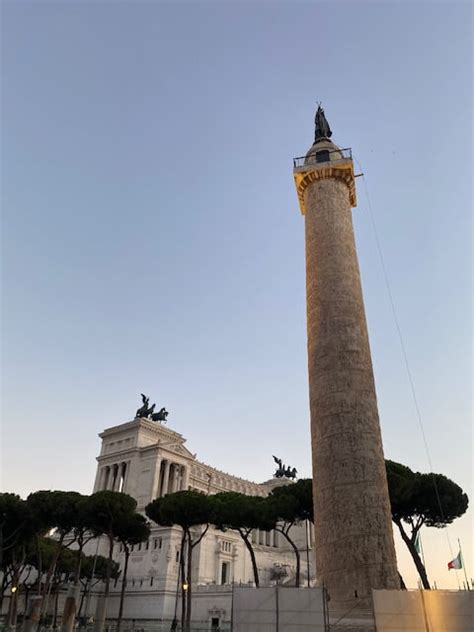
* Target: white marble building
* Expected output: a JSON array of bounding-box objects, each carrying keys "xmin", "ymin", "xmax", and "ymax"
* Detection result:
[{"xmin": 92, "ymin": 416, "xmax": 314, "ymax": 628}]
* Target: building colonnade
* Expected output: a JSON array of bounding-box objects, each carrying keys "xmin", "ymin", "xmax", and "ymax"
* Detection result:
[
  {"xmin": 98, "ymin": 457, "xmax": 189, "ymax": 497},
  {"xmin": 155, "ymin": 458, "xmax": 189, "ymax": 497},
  {"xmin": 100, "ymin": 461, "xmax": 129, "ymax": 492}
]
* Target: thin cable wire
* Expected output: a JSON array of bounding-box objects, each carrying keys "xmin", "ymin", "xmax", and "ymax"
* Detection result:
[{"xmin": 355, "ymin": 158, "xmax": 461, "ymax": 589}]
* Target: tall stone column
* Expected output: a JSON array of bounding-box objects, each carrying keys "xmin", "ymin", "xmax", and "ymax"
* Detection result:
[
  {"xmin": 161, "ymin": 460, "xmax": 171, "ymax": 496},
  {"xmin": 181, "ymin": 465, "xmax": 190, "ymax": 491},
  {"xmin": 173, "ymin": 464, "xmax": 180, "ymax": 493},
  {"xmin": 151, "ymin": 457, "xmax": 163, "ymax": 498},
  {"xmin": 293, "ymin": 110, "xmax": 399, "ymax": 604}
]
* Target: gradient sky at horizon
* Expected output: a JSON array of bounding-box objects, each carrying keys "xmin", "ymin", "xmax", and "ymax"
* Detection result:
[{"xmin": 1, "ymin": 1, "xmax": 472, "ymax": 590}]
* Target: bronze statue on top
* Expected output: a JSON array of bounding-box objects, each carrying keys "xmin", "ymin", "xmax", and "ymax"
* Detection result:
[
  {"xmin": 314, "ymin": 104, "xmax": 332, "ymax": 142},
  {"xmin": 273, "ymin": 455, "xmax": 297, "ymax": 480},
  {"xmin": 135, "ymin": 394, "xmax": 168, "ymax": 424}
]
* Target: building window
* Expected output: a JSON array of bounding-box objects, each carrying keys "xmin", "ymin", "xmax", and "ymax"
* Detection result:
[
  {"xmin": 145, "ymin": 539, "xmax": 149, "ymax": 550},
  {"xmin": 138, "ymin": 543, "xmax": 141, "ymax": 551},
  {"xmin": 221, "ymin": 561, "xmax": 230, "ymax": 585},
  {"xmin": 159, "ymin": 537, "xmax": 162, "ymax": 549},
  {"xmin": 176, "ymin": 550, "xmax": 180, "ymax": 562},
  {"xmin": 153, "ymin": 538, "xmax": 158, "ymax": 550},
  {"xmin": 150, "ymin": 576, "xmax": 154, "ymax": 586}
]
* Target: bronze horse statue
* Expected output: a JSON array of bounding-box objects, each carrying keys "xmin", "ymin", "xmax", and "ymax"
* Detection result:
[{"xmin": 135, "ymin": 394, "xmax": 168, "ymax": 423}]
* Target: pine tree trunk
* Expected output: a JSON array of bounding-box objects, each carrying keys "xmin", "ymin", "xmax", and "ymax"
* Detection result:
[
  {"xmin": 395, "ymin": 521, "xmax": 430, "ymax": 589},
  {"xmin": 41, "ymin": 534, "xmax": 65, "ymax": 618},
  {"xmin": 77, "ymin": 582, "xmax": 87, "ymax": 619},
  {"xmin": 180, "ymin": 532, "xmax": 187, "ymax": 631},
  {"xmin": 278, "ymin": 529, "xmax": 301, "ymax": 587},
  {"xmin": 239, "ymin": 530, "xmax": 259, "ymax": 587},
  {"xmin": 185, "ymin": 532, "xmax": 192, "ymax": 632},
  {"xmin": 52, "ymin": 584, "xmax": 60, "ymax": 628},
  {"xmin": 116, "ymin": 548, "xmax": 129, "ymax": 632},
  {"xmin": 93, "ymin": 537, "xmax": 114, "ymax": 632},
  {"xmin": 8, "ymin": 562, "xmax": 20, "ymax": 629}
]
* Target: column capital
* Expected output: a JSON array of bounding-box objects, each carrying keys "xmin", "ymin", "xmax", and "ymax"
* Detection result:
[{"xmin": 293, "ymin": 157, "xmax": 356, "ymax": 214}]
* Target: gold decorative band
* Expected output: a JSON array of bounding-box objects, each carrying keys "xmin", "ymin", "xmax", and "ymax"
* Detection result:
[{"xmin": 293, "ymin": 162, "xmax": 357, "ymax": 215}]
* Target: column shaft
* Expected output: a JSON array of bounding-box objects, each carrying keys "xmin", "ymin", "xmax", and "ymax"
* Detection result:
[
  {"xmin": 161, "ymin": 461, "xmax": 171, "ymax": 496},
  {"xmin": 304, "ymin": 175, "xmax": 399, "ymax": 601}
]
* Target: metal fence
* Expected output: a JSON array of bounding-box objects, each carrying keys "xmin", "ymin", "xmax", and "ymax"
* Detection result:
[{"xmin": 293, "ymin": 147, "xmax": 352, "ymax": 168}]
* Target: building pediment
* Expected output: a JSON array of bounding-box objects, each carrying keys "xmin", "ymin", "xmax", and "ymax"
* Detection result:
[{"xmin": 160, "ymin": 441, "xmax": 195, "ymax": 460}]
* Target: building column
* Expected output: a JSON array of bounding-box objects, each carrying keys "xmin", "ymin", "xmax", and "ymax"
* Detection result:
[
  {"xmin": 294, "ymin": 112, "xmax": 399, "ymax": 601},
  {"xmin": 123, "ymin": 460, "xmax": 131, "ymax": 493},
  {"xmin": 181, "ymin": 465, "xmax": 190, "ymax": 491},
  {"xmin": 119, "ymin": 463, "xmax": 125, "ymax": 492},
  {"xmin": 98, "ymin": 467, "xmax": 106, "ymax": 491},
  {"xmin": 109, "ymin": 464, "xmax": 117, "ymax": 490},
  {"xmin": 161, "ymin": 461, "xmax": 171, "ymax": 496},
  {"xmin": 171, "ymin": 464, "xmax": 180, "ymax": 493},
  {"xmin": 151, "ymin": 457, "xmax": 163, "ymax": 498}
]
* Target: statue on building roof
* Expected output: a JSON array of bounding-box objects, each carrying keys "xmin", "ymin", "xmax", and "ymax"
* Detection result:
[
  {"xmin": 136, "ymin": 393, "xmax": 152, "ymax": 418},
  {"xmin": 135, "ymin": 394, "xmax": 169, "ymax": 423},
  {"xmin": 151, "ymin": 407, "xmax": 168, "ymax": 423},
  {"xmin": 273, "ymin": 455, "xmax": 298, "ymax": 480},
  {"xmin": 314, "ymin": 104, "xmax": 332, "ymax": 142}
]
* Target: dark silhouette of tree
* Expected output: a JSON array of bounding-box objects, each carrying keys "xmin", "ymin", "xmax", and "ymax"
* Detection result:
[
  {"xmin": 86, "ymin": 491, "xmax": 138, "ymax": 632},
  {"xmin": 60, "ymin": 494, "xmax": 98, "ymax": 632},
  {"xmin": 146, "ymin": 491, "xmax": 213, "ymax": 632},
  {"xmin": 0, "ymin": 494, "xmax": 35, "ymax": 613},
  {"xmin": 386, "ymin": 460, "xmax": 468, "ymax": 589},
  {"xmin": 268, "ymin": 479, "xmax": 313, "ymax": 587},
  {"xmin": 115, "ymin": 513, "xmax": 150, "ymax": 632},
  {"xmin": 211, "ymin": 492, "xmax": 275, "ymax": 589},
  {"xmin": 27, "ymin": 490, "xmax": 83, "ymax": 618},
  {"xmin": 0, "ymin": 493, "xmax": 41, "ymax": 627},
  {"xmin": 76, "ymin": 555, "xmax": 119, "ymax": 621}
]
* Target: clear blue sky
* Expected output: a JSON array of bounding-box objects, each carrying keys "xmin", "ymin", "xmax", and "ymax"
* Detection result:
[{"xmin": 1, "ymin": 1, "xmax": 472, "ymax": 589}]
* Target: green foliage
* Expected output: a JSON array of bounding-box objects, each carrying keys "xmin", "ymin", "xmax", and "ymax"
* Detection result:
[
  {"xmin": 267, "ymin": 480, "xmax": 313, "ymax": 588},
  {"xmin": 116, "ymin": 513, "xmax": 151, "ymax": 548},
  {"xmin": 0, "ymin": 493, "xmax": 35, "ymax": 569},
  {"xmin": 211, "ymin": 492, "xmax": 275, "ymax": 532},
  {"xmin": 147, "ymin": 490, "xmax": 213, "ymax": 632},
  {"xmin": 414, "ymin": 472, "xmax": 468, "ymax": 528},
  {"xmin": 85, "ymin": 491, "xmax": 138, "ymax": 539},
  {"xmin": 269, "ymin": 479, "xmax": 313, "ymax": 523},
  {"xmin": 386, "ymin": 459, "xmax": 469, "ymax": 590},
  {"xmin": 385, "ymin": 460, "xmax": 469, "ymax": 529},
  {"xmin": 80, "ymin": 554, "xmax": 120, "ymax": 582},
  {"xmin": 146, "ymin": 490, "xmax": 213, "ymax": 531},
  {"xmin": 27, "ymin": 491, "xmax": 83, "ymax": 538}
]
